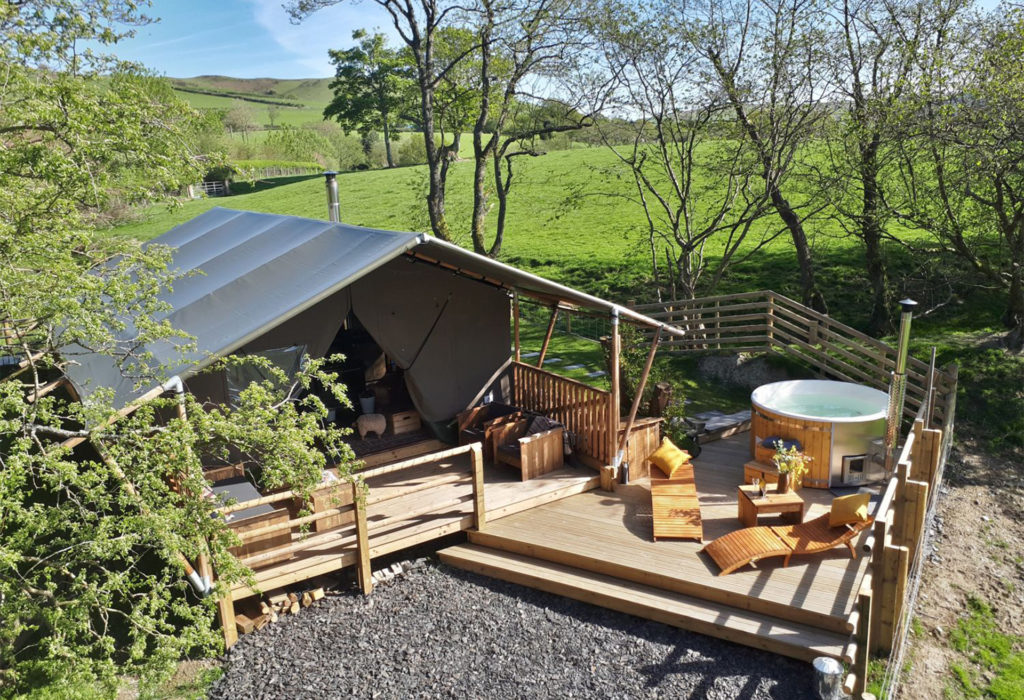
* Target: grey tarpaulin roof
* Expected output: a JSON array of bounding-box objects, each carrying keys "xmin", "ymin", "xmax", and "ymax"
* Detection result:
[{"xmin": 62, "ymin": 207, "xmax": 683, "ymax": 408}]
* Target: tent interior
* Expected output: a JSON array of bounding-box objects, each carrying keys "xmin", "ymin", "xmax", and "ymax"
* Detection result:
[{"xmin": 183, "ymin": 256, "xmax": 512, "ymax": 456}]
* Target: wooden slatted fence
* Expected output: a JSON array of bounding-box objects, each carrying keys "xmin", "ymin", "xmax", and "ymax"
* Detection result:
[
  {"xmin": 511, "ymin": 361, "xmax": 612, "ymax": 468},
  {"xmin": 632, "ymin": 291, "xmax": 956, "ymax": 426}
]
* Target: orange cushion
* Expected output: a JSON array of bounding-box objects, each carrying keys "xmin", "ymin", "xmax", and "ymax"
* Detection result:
[
  {"xmin": 648, "ymin": 437, "xmax": 691, "ymax": 479},
  {"xmin": 830, "ymin": 492, "xmax": 871, "ymax": 527}
]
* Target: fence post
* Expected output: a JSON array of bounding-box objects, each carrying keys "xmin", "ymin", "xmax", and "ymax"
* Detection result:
[
  {"xmin": 352, "ymin": 481, "xmax": 373, "ymax": 595},
  {"xmin": 766, "ymin": 295, "xmax": 775, "ymax": 347},
  {"xmin": 713, "ymin": 300, "xmax": 721, "ymax": 350},
  {"xmin": 846, "ymin": 585, "xmax": 873, "ymax": 698},
  {"xmin": 470, "ymin": 442, "xmax": 486, "ymax": 531},
  {"xmin": 875, "ymin": 542, "xmax": 909, "ymax": 654}
]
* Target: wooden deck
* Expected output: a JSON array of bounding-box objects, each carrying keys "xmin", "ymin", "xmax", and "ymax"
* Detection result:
[
  {"xmin": 230, "ymin": 449, "xmax": 599, "ymax": 600},
  {"xmin": 441, "ymin": 434, "xmax": 869, "ymax": 662}
]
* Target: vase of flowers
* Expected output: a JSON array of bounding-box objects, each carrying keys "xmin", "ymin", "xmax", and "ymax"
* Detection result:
[{"xmin": 771, "ymin": 442, "xmax": 811, "ymax": 493}]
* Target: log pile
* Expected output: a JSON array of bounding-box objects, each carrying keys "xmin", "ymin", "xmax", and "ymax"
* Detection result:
[{"xmin": 233, "ymin": 582, "xmax": 328, "ymax": 637}]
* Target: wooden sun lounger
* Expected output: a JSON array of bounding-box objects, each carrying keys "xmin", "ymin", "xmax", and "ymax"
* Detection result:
[
  {"xmin": 700, "ymin": 513, "xmax": 874, "ymax": 575},
  {"xmin": 650, "ymin": 461, "xmax": 703, "ymax": 542}
]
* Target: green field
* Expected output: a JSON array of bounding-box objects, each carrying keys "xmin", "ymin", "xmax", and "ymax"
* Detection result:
[
  {"xmin": 112, "ymin": 146, "xmax": 930, "ymax": 325},
  {"xmin": 171, "ymin": 75, "xmax": 334, "ymax": 128}
]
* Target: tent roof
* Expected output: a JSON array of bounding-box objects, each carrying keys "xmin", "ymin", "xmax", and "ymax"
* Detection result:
[{"xmin": 62, "ymin": 208, "xmax": 682, "ymax": 407}]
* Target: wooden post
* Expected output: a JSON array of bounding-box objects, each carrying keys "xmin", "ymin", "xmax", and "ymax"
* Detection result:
[
  {"xmin": 617, "ymin": 328, "xmax": 661, "ymax": 459},
  {"xmin": 875, "ymin": 542, "xmax": 909, "ymax": 654},
  {"xmin": 200, "ymin": 554, "xmax": 237, "ymax": 648},
  {"xmin": 766, "ymin": 295, "xmax": 775, "ymax": 346},
  {"xmin": 537, "ymin": 306, "xmax": 559, "ymax": 368},
  {"xmin": 649, "ymin": 382, "xmax": 672, "ymax": 418},
  {"xmin": 869, "ymin": 516, "xmax": 888, "ymax": 650},
  {"xmin": 513, "ymin": 291, "xmax": 521, "ymax": 363},
  {"xmin": 846, "ymin": 586, "xmax": 873, "ymax": 698},
  {"xmin": 352, "ymin": 481, "xmax": 373, "ymax": 595},
  {"xmin": 470, "ymin": 442, "xmax": 486, "ymax": 531},
  {"xmin": 608, "ymin": 309, "xmax": 621, "ymax": 474},
  {"xmin": 925, "ymin": 347, "xmax": 937, "ymax": 426},
  {"xmin": 899, "ymin": 480, "xmax": 929, "ymax": 562},
  {"xmin": 713, "ymin": 300, "xmax": 721, "ymax": 350}
]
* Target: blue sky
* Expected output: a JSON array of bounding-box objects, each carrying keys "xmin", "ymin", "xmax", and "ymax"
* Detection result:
[{"xmin": 110, "ymin": 0, "xmax": 397, "ymax": 78}]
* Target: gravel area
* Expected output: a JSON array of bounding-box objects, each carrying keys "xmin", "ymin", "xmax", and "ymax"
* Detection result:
[{"xmin": 210, "ymin": 560, "xmax": 819, "ymax": 699}]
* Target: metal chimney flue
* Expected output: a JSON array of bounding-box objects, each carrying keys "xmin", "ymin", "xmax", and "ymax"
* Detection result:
[
  {"xmin": 324, "ymin": 171, "xmax": 340, "ymax": 222},
  {"xmin": 884, "ymin": 298, "xmax": 917, "ymax": 472}
]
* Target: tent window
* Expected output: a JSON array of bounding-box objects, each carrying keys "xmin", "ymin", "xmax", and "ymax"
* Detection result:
[{"xmin": 226, "ymin": 345, "xmax": 307, "ymax": 408}]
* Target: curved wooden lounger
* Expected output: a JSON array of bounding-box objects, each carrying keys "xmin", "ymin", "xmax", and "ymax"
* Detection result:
[{"xmin": 700, "ymin": 513, "xmax": 874, "ymax": 576}]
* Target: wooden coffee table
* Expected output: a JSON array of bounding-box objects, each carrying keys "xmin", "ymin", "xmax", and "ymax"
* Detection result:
[{"xmin": 737, "ymin": 484, "xmax": 805, "ymax": 527}]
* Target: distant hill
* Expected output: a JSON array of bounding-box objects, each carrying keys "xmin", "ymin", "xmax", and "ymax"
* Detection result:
[{"xmin": 170, "ymin": 75, "xmax": 334, "ymax": 127}]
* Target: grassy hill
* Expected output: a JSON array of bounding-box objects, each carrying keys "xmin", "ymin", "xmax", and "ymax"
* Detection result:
[
  {"xmin": 110, "ymin": 146, "xmax": 965, "ymax": 326},
  {"xmin": 171, "ymin": 75, "xmax": 333, "ymax": 127}
]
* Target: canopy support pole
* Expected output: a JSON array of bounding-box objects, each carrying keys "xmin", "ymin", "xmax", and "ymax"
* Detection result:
[
  {"xmin": 537, "ymin": 306, "xmax": 559, "ymax": 368},
  {"xmin": 617, "ymin": 327, "xmax": 661, "ymax": 462},
  {"xmin": 513, "ymin": 291, "xmax": 521, "ymax": 363},
  {"xmin": 608, "ymin": 309, "xmax": 621, "ymax": 479}
]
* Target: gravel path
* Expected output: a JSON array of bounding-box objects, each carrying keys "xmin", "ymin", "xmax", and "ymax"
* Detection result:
[{"xmin": 210, "ymin": 560, "xmax": 818, "ymax": 699}]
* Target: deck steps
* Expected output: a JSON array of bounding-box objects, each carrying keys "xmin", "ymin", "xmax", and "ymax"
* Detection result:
[
  {"xmin": 467, "ymin": 529, "xmax": 851, "ymax": 635},
  {"xmin": 439, "ymin": 543, "xmax": 851, "ymax": 663}
]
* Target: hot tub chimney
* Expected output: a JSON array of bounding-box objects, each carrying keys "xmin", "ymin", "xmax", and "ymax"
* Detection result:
[
  {"xmin": 884, "ymin": 298, "xmax": 917, "ymax": 472},
  {"xmin": 324, "ymin": 171, "xmax": 340, "ymax": 222}
]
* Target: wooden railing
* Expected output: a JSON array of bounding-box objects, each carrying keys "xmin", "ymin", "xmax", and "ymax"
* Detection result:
[
  {"xmin": 842, "ymin": 396, "xmax": 952, "ymax": 697},
  {"xmin": 633, "ymin": 290, "xmax": 959, "ymax": 697},
  {"xmin": 214, "ymin": 442, "xmax": 485, "ymax": 646},
  {"xmin": 632, "ymin": 291, "xmax": 957, "ymax": 425},
  {"xmin": 511, "ymin": 361, "xmax": 612, "ymax": 467}
]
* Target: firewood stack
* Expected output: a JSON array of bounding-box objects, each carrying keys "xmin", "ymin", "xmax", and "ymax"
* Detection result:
[{"xmin": 233, "ymin": 581, "xmax": 328, "ymax": 637}]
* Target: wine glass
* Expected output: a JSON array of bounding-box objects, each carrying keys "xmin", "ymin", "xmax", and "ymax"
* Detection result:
[{"xmin": 752, "ymin": 477, "xmax": 761, "ymax": 495}]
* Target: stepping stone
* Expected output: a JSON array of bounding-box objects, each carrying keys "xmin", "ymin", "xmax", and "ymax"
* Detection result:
[
  {"xmin": 585, "ymin": 370, "xmax": 607, "ymax": 378},
  {"xmin": 543, "ymin": 357, "xmax": 562, "ymax": 365},
  {"xmin": 563, "ymin": 363, "xmax": 585, "ymax": 370},
  {"xmin": 521, "ymin": 351, "xmax": 540, "ymax": 358}
]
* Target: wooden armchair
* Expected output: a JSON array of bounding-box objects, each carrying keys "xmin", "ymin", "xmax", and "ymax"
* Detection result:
[{"xmin": 492, "ymin": 415, "xmax": 565, "ymax": 481}]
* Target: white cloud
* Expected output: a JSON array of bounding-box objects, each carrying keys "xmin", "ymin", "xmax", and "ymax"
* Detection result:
[{"xmin": 246, "ymin": 0, "xmax": 398, "ymax": 76}]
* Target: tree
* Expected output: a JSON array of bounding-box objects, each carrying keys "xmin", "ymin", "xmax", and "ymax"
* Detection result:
[
  {"xmin": 292, "ymin": 0, "xmax": 477, "ymax": 241},
  {"xmin": 0, "ymin": 2, "xmax": 357, "ymax": 692},
  {"xmin": 325, "ymin": 30, "xmax": 416, "ymax": 168},
  {"xmin": 892, "ymin": 2, "xmax": 1024, "ymax": 349},
  {"xmin": 589, "ymin": 0, "xmax": 772, "ymax": 301},
  {"xmin": 809, "ymin": 0, "xmax": 966, "ymax": 334},
  {"xmin": 689, "ymin": 0, "xmax": 832, "ymax": 312},
  {"xmin": 223, "ymin": 99, "xmax": 258, "ymax": 142},
  {"xmin": 466, "ymin": 0, "xmax": 595, "ymax": 257}
]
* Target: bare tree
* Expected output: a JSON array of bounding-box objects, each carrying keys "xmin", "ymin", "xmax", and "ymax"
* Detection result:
[
  {"xmin": 805, "ymin": 0, "xmax": 936, "ymax": 333},
  {"xmin": 892, "ymin": 3, "xmax": 1024, "ymax": 349},
  {"xmin": 466, "ymin": 0, "xmax": 595, "ymax": 256},
  {"xmin": 688, "ymin": 0, "xmax": 832, "ymax": 312},
  {"xmin": 589, "ymin": 0, "xmax": 774, "ymax": 300}
]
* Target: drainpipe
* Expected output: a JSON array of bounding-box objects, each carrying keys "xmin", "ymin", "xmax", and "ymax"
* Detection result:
[
  {"xmin": 324, "ymin": 171, "xmax": 340, "ymax": 222},
  {"xmin": 162, "ymin": 375, "xmax": 213, "ymax": 597},
  {"xmin": 884, "ymin": 299, "xmax": 917, "ymax": 473}
]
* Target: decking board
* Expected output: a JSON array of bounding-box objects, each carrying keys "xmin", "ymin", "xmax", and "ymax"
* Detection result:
[
  {"xmin": 440, "ymin": 544, "xmax": 850, "ymax": 663},
  {"xmin": 463, "ymin": 434, "xmax": 869, "ymax": 630}
]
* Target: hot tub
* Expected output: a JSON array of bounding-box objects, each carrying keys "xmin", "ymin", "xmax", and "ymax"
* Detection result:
[{"xmin": 750, "ymin": 380, "xmax": 888, "ymax": 488}]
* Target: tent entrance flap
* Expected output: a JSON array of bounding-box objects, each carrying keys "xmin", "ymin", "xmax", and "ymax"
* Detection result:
[{"xmin": 351, "ymin": 258, "xmax": 511, "ymax": 423}]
